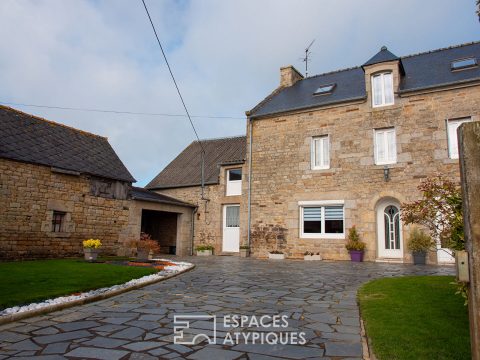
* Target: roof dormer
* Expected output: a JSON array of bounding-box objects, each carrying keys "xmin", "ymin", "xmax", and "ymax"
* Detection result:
[{"xmin": 362, "ymin": 46, "xmax": 404, "ymax": 108}]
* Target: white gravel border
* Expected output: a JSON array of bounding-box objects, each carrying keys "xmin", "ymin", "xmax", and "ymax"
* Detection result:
[{"xmin": 0, "ymin": 259, "xmax": 194, "ymax": 324}]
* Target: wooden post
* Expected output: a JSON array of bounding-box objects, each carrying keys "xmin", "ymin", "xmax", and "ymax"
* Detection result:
[{"xmin": 458, "ymin": 121, "xmax": 480, "ymax": 360}]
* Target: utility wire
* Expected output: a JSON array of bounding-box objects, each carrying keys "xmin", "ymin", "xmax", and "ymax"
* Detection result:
[
  {"xmin": 140, "ymin": 0, "xmax": 205, "ymax": 153},
  {"xmin": 0, "ymin": 101, "xmax": 243, "ymax": 120},
  {"xmin": 141, "ymin": 0, "xmax": 208, "ymax": 201}
]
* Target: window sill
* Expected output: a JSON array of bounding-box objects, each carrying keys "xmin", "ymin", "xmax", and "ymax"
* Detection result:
[
  {"xmin": 375, "ymin": 161, "xmax": 397, "ymax": 166},
  {"xmin": 371, "ymin": 99, "xmax": 397, "ymax": 109},
  {"xmin": 301, "ymin": 234, "xmax": 345, "ymax": 240},
  {"xmin": 311, "ymin": 166, "xmax": 331, "ymax": 171},
  {"xmin": 47, "ymin": 232, "xmax": 72, "ymax": 238}
]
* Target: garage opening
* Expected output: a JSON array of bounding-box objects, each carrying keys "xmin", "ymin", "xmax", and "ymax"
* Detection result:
[{"xmin": 140, "ymin": 210, "xmax": 178, "ymax": 255}]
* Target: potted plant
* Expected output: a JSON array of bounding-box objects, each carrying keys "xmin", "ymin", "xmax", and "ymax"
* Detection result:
[
  {"xmin": 82, "ymin": 239, "xmax": 102, "ymax": 262},
  {"xmin": 304, "ymin": 251, "xmax": 322, "ymax": 261},
  {"xmin": 196, "ymin": 244, "xmax": 214, "ymax": 256},
  {"xmin": 239, "ymin": 245, "xmax": 250, "ymax": 257},
  {"xmin": 268, "ymin": 250, "xmax": 285, "ymax": 260},
  {"xmin": 345, "ymin": 226, "xmax": 366, "ymax": 262},
  {"xmin": 129, "ymin": 232, "xmax": 160, "ymax": 261},
  {"xmin": 407, "ymin": 228, "xmax": 434, "ymax": 265}
]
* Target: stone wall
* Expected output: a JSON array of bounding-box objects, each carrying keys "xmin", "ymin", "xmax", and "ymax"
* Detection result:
[
  {"xmin": 159, "ymin": 163, "xmax": 245, "ymax": 255},
  {"xmin": 245, "ymin": 83, "xmax": 480, "ymax": 262},
  {"xmin": 0, "ymin": 158, "xmax": 131, "ymax": 259}
]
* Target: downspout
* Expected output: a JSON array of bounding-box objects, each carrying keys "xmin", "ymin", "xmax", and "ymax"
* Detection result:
[
  {"xmin": 191, "ymin": 206, "xmax": 198, "ymax": 256},
  {"xmin": 247, "ymin": 117, "xmax": 253, "ymax": 247}
]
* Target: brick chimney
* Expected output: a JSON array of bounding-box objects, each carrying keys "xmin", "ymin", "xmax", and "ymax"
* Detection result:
[{"xmin": 280, "ymin": 65, "xmax": 304, "ymax": 87}]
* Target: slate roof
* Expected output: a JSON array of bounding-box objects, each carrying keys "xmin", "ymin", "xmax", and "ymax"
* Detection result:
[
  {"xmin": 0, "ymin": 106, "xmax": 136, "ymax": 182},
  {"xmin": 146, "ymin": 136, "xmax": 246, "ymax": 190},
  {"xmin": 131, "ymin": 187, "xmax": 195, "ymax": 207},
  {"xmin": 249, "ymin": 41, "xmax": 480, "ymax": 118},
  {"xmin": 363, "ymin": 46, "xmax": 400, "ymax": 67}
]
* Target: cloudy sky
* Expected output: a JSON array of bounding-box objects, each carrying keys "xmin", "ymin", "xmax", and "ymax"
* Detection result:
[{"xmin": 0, "ymin": 0, "xmax": 478, "ymax": 186}]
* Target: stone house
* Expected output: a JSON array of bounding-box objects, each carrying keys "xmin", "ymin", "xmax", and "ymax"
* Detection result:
[
  {"xmin": 146, "ymin": 136, "xmax": 246, "ymax": 255},
  {"xmin": 0, "ymin": 106, "xmax": 195, "ymax": 259},
  {"xmin": 152, "ymin": 41, "xmax": 480, "ymax": 264},
  {"xmin": 245, "ymin": 41, "xmax": 480, "ymax": 264}
]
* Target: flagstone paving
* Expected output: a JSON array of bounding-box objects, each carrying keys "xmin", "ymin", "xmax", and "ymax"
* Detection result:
[{"xmin": 0, "ymin": 256, "xmax": 453, "ymax": 359}]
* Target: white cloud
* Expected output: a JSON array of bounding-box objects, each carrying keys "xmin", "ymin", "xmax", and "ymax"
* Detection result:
[{"xmin": 0, "ymin": 0, "xmax": 477, "ymax": 185}]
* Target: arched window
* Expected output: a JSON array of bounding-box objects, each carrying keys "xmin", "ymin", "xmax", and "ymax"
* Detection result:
[{"xmin": 384, "ymin": 205, "xmax": 400, "ymax": 250}]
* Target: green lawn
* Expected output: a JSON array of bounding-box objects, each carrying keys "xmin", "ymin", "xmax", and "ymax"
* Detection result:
[
  {"xmin": 0, "ymin": 259, "xmax": 156, "ymax": 309},
  {"xmin": 358, "ymin": 276, "xmax": 470, "ymax": 360}
]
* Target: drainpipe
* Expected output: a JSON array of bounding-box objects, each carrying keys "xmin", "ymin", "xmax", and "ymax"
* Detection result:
[
  {"xmin": 247, "ymin": 117, "xmax": 253, "ymax": 247},
  {"xmin": 191, "ymin": 206, "xmax": 198, "ymax": 256}
]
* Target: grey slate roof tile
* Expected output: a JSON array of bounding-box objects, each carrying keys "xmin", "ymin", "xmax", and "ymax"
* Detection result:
[
  {"xmin": 363, "ymin": 46, "xmax": 400, "ymax": 67},
  {"xmin": 131, "ymin": 187, "xmax": 195, "ymax": 207},
  {"xmin": 0, "ymin": 106, "xmax": 135, "ymax": 182},
  {"xmin": 146, "ymin": 136, "xmax": 246, "ymax": 189},
  {"xmin": 250, "ymin": 41, "xmax": 480, "ymax": 118}
]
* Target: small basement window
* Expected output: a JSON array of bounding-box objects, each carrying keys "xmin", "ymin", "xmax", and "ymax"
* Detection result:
[
  {"xmin": 52, "ymin": 211, "xmax": 66, "ymax": 232},
  {"xmin": 451, "ymin": 57, "xmax": 477, "ymax": 71},
  {"xmin": 313, "ymin": 83, "xmax": 336, "ymax": 95}
]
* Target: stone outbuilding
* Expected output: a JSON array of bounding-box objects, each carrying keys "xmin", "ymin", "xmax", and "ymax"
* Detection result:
[
  {"xmin": 146, "ymin": 136, "xmax": 246, "ymax": 255},
  {"xmin": 0, "ymin": 106, "xmax": 194, "ymax": 259}
]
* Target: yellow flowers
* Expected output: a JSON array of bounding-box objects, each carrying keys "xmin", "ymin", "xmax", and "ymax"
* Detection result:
[{"xmin": 82, "ymin": 239, "xmax": 102, "ymax": 249}]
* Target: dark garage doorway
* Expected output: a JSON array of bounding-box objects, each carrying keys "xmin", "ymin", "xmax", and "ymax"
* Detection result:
[{"xmin": 141, "ymin": 210, "xmax": 178, "ymax": 255}]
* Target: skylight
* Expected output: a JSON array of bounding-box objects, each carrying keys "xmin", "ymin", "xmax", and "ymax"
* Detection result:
[
  {"xmin": 451, "ymin": 57, "xmax": 477, "ymax": 71},
  {"xmin": 313, "ymin": 83, "xmax": 336, "ymax": 95}
]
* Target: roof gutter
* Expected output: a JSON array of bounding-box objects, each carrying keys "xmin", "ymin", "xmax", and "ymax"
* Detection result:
[
  {"xmin": 249, "ymin": 95, "xmax": 367, "ymax": 120},
  {"xmin": 398, "ymin": 78, "xmax": 480, "ymax": 95},
  {"xmin": 247, "ymin": 116, "xmax": 253, "ymax": 248},
  {"xmin": 191, "ymin": 206, "xmax": 198, "ymax": 256}
]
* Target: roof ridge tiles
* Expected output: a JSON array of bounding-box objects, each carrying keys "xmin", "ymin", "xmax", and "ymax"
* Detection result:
[
  {"xmin": 0, "ymin": 105, "xmax": 106, "ymax": 139},
  {"xmin": 303, "ymin": 41, "xmax": 480, "ymax": 80},
  {"xmin": 400, "ymin": 40, "xmax": 480, "ymax": 59},
  {"xmin": 194, "ymin": 135, "xmax": 246, "ymax": 142},
  {"xmin": 304, "ymin": 66, "xmax": 361, "ymax": 80}
]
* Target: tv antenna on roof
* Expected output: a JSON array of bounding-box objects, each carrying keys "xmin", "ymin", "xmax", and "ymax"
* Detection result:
[{"xmin": 302, "ymin": 39, "xmax": 315, "ymax": 77}]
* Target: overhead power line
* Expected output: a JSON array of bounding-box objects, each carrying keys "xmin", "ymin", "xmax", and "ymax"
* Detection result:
[
  {"xmin": 140, "ymin": 0, "xmax": 209, "ymax": 201},
  {"xmin": 140, "ymin": 0, "xmax": 205, "ymax": 153},
  {"xmin": 0, "ymin": 101, "xmax": 243, "ymax": 120}
]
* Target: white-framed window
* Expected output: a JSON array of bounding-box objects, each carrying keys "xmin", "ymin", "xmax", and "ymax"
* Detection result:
[
  {"xmin": 374, "ymin": 127, "xmax": 396, "ymax": 165},
  {"xmin": 447, "ymin": 117, "xmax": 472, "ymax": 159},
  {"xmin": 311, "ymin": 135, "xmax": 330, "ymax": 170},
  {"xmin": 372, "ymin": 72, "xmax": 394, "ymax": 107},
  {"xmin": 299, "ymin": 200, "xmax": 345, "ymax": 239},
  {"xmin": 226, "ymin": 168, "xmax": 242, "ymax": 196}
]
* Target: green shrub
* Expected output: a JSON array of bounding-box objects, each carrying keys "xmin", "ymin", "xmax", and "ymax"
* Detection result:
[
  {"xmin": 407, "ymin": 227, "xmax": 434, "ymax": 252},
  {"xmin": 345, "ymin": 226, "xmax": 366, "ymax": 251},
  {"xmin": 195, "ymin": 245, "xmax": 214, "ymax": 251}
]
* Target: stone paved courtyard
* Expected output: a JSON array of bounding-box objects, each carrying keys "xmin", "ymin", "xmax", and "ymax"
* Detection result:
[{"xmin": 0, "ymin": 257, "xmax": 453, "ymax": 359}]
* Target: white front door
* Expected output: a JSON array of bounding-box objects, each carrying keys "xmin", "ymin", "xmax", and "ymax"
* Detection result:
[
  {"xmin": 377, "ymin": 201, "xmax": 403, "ymax": 258},
  {"xmin": 222, "ymin": 205, "xmax": 240, "ymax": 252}
]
